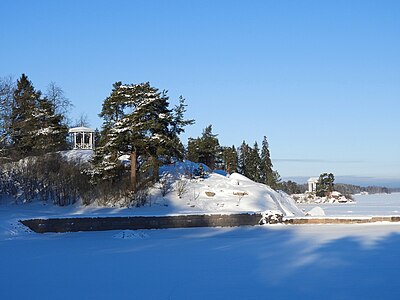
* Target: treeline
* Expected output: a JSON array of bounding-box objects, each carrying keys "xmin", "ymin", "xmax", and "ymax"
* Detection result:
[
  {"xmin": 278, "ymin": 181, "xmax": 397, "ymax": 195},
  {"xmin": 186, "ymin": 126, "xmax": 280, "ymax": 189},
  {"xmin": 0, "ymin": 74, "xmax": 280, "ymax": 206},
  {"xmin": 334, "ymin": 184, "xmax": 397, "ymax": 195}
]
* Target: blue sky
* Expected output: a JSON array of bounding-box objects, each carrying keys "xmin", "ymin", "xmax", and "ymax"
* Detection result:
[{"xmin": 1, "ymin": 0, "xmax": 399, "ymax": 186}]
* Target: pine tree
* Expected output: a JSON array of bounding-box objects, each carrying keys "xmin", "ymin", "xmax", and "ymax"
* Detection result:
[
  {"xmin": 316, "ymin": 173, "xmax": 335, "ymax": 197},
  {"xmin": 186, "ymin": 137, "xmax": 200, "ymax": 163},
  {"xmin": 92, "ymin": 82, "xmax": 193, "ymax": 191},
  {"xmin": 171, "ymin": 96, "xmax": 194, "ymax": 136}
]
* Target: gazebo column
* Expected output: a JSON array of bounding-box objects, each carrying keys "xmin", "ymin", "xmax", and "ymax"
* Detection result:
[
  {"xmin": 89, "ymin": 132, "xmax": 93, "ymax": 149},
  {"xmin": 68, "ymin": 127, "xmax": 96, "ymax": 150}
]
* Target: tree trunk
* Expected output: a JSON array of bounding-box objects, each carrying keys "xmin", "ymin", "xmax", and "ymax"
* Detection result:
[
  {"xmin": 130, "ymin": 150, "xmax": 137, "ymax": 192},
  {"xmin": 152, "ymin": 155, "xmax": 159, "ymax": 183}
]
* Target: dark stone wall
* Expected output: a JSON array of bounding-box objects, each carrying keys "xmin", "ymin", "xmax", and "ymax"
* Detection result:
[
  {"xmin": 21, "ymin": 214, "xmax": 400, "ymax": 233},
  {"xmin": 20, "ymin": 213, "xmax": 263, "ymax": 233}
]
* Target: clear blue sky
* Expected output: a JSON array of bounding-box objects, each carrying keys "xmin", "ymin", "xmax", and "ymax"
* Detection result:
[{"xmin": 1, "ymin": 0, "xmax": 399, "ymax": 186}]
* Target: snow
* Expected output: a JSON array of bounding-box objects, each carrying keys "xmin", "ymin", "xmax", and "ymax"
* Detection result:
[
  {"xmin": 144, "ymin": 171, "xmax": 304, "ymax": 217},
  {"xmin": 2, "ymin": 194, "xmax": 400, "ymax": 299},
  {"xmin": 68, "ymin": 126, "xmax": 95, "ymax": 133},
  {"xmin": 36, "ymin": 127, "xmax": 58, "ymax": 135},
  {"xmin": 0, "ymin": 155, "xmax": 302, "ymax": 218},
  {"xmin": 306, "ymin": 206, "xmax": 326, "ymax": 216},
  {"xmin": 299, "ymin": 193, "xmax": 400, "ymax": 217},
  {"xmin": 307, "ymin": 177, "xmax": 319, "ymax": 182},
  {"xmin": 59, "ymin": 150, "xmax": 94, "ymax": 163},
  {"xmin": 1, "ymin": 204, "xmax": 400, "ymax": 299},
  {"xmin": 153, "ymin": 162, "xmax": 303, "ymax": 217},
  {"xmin": 3, "ymin": 154, "xmax": 400, "ymax": 298},
  {"xmin": 293, "ymin": 191, "xmax": 353, "ymax": 204}
]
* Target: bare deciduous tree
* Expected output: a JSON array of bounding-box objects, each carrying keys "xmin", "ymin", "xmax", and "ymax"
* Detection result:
[
  {"xmin": 73, "ymin": 113, "xmax": 90, "ymax": 127},
  {"xmin": 0, "ymin": 76, "xmax": 15, "ymax": 153},
  {"xmin": 45, "ymin": 82, "xmax": 73, "ymax": 119}
]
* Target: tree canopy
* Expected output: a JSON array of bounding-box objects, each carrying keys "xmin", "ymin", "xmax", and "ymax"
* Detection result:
[{"xmin": 92, "ymin": 81, "xmax": 194, "ymax": 190}]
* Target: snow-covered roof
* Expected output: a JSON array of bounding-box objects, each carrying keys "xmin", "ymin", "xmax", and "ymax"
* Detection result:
[
  {"xmin": 307, "ymin": 177, "xmax": 319, "ymax": 183},
  {"xmin": 69, "ymin": 126, "xmax": 95, "ymax": 133}
]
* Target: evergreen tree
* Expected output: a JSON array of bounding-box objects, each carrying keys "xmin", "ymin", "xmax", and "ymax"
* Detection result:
[
  {"xmin": 10, "ymin": 74, "xmax": 39, "ymax": 157},
  {"xmin": 172, "ymin": 96, "xmax": 194, "ymax": 135},
  {"xmin": 238, "ymin": 141, "xmax": 252, "ymax": 178},
  {"xmin": 260, "ymin": 136, "xmax": 275, "ymax": 186},
  {"xmin": 222, "ymin": 145, "xmax": 238, "ymax": 174},
  {"xmin": 92, "ymin": 82, "xmax": 193, "ymax": 191},
  {"xmin": 33, "ymin": 97, "xmax": 69, "ymax": 153},
  {"xmin": 270, "ymin": 170, "xmax": 282, "ymax": 190},
  {"xmin": 316, "ymin": 173, "xmax": 335, "ymax": 197},
  {"xmin": 246, "ymin": 142, "xmax": 262, "ymax": 182},
  {"xmin": 280, "ymin": 180, "xmax": 303, "ymax": 194},
  {"xmin": 186, "ymin": 125, "xmax": 219, "ymax": 169},
  {"xmin": 91, "ymin": 82, "xmax": 128, "ymax": 182},
  {"xmin": 186, "ymin": 137, "xmax": 200, "ymax": 163},
  {"xmin": 10, "ymin": 74, "xmax": 68, "ymax": 158}
]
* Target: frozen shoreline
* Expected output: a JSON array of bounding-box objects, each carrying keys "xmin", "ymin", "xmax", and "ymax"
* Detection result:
[{"xmin": 298, "ymin": 193, "xmax": 400, "ymax": 217}]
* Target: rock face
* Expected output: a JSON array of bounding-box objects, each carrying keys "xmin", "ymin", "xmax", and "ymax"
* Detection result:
[
  {"xmin": 292, "ymin": 192, "xmax": 354, "ymax": 204},
  {"xmin": 205, "ymin": 191, "xmax": 216, "ymax": 197},
  {"xmin": 233, "ymin": 192, "xmax": 248, "ymax": 197}
]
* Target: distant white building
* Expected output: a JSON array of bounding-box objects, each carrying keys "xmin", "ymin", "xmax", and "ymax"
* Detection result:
[
  {"xmin": 69, "ymin": 127, "xmax": 95, "ymax": 150},
  {"xmin": 307, "ymin": 177, "xmax": 319, "ymax": 193}
]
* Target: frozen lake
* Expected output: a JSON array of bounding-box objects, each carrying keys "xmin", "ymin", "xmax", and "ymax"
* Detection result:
[
  {"xmin": 298, "ymin": 193, "xmax": 400, "ymax": 217},
  {"xmin": 2, "ymin": 194, "xmax": 400, "ymax": 299},
  {"xmin": 2, "ymin": 222, "xmax": 400, "ymax": 300}
]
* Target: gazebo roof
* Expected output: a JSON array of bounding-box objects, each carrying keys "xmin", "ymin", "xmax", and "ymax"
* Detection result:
[
  {"xmin": 68, "ymin": 126, "xmax": 95, "ymax": 133},
  {"xmin": 307, "ymin": 177, "xmax": 319, "ymax": 183}
]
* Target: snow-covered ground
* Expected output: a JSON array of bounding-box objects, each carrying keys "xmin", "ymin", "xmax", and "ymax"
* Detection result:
[
  {"xmin": 148, "ymin": 172, "xmax": 304, "ymax": 217},
  {"xmin": 59, "ymin": 149, "xmax": 94, "ymax": 163},
  {"xmin": 2, "ymin": 157, "xmax": 400, "ymax": 300},
  {"xmin": 2, "ymin": 220, "xmax": 400, "ymax": 299},
  {"xmin": 299, "ymin": 193, "xmax": 400, "ymax": 217}
]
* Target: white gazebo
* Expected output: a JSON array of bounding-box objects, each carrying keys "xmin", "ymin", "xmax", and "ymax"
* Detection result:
[
  {"xmin": 69, "ymin": 127, "xmax": 95, "ymax": 150},
  {"xmin": 307, "ymin": 177, "xmax": 319, "ymax": 193}
]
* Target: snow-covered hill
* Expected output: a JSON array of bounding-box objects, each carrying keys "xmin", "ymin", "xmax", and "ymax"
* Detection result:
[
  {"xmin": 57, "ymin": 152, "xmax": 305, "ymax": 217},
  {"xmin": 145, "ymin": 171, "xmax": 304, "ymax": 217}
]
